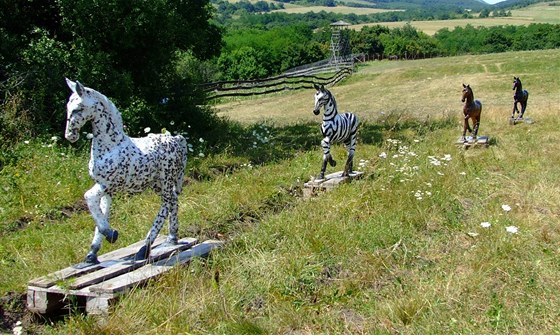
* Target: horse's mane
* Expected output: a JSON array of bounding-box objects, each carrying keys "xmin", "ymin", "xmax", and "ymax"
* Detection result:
[
  {"xmin": 515, "ymin": 78, "xmax": 523, "ymax": 90},
  {"xmin": 86, "ymin": 87, "xmax": 124, "ymax": 126}
]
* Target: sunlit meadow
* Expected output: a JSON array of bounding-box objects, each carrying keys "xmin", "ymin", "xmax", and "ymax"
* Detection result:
[{"xmin": 1, "ymin": 48, "xmax": 560, "ymax": 334}]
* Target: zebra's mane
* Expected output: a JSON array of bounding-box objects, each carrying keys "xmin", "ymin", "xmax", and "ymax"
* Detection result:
[{"xmin": 326, "ymin": 89, "xmax": 338, "ymax": 113}]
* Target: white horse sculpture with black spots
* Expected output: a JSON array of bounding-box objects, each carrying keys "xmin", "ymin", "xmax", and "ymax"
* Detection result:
[{"xmin": 64, "ymin": 79, "xmax": 188, "ymax": 267}]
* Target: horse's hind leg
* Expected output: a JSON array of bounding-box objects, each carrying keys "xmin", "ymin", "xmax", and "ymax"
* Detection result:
[
  {"xmin": 166, "ymin": 188, "xmax": 180, "ymax": 245},
  {"xmin": 472, "ymin": 115, "xmax": 481, "ymax": 138},
  {"xmin": 520, "ymin": 102, "xmax": 527, "ymax": 119},
  {"xmin": 135, "ymin": 199, "xmax": 169, "ymax": 260}
]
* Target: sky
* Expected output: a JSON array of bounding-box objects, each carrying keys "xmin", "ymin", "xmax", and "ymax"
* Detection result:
[{"xmin": 484, "ymin": 0, "xmax": 507, "ymax": 4}]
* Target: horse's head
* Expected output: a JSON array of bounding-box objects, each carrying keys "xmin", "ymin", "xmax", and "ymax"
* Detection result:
[
  {"xmin": 313, "ymin": 84, "xmax": 329, "ymax": 115},
  {"xmin": 461, "ymin": 84, "xmax": 472, "ymax": 103},
  {"xmin": 512, "ymin": 77, "xmax": 521, "ymax": 91},
  {"xmin": 65, "ymin": 78, "xmax": 96, "ymax": 142}
]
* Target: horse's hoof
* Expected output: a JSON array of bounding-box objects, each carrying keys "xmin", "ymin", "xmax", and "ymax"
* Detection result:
[
  {"xmin": 161, "ymin": 236, "xmax": 178, "ymax": 247},
  {"xmin": 73, "ymin": 253, "xmax": 100, "ymax": 268},
  {"xmin": 104, "ymin": 229, "xmax": 119, "ymax": 243},
  {"xmin": 134, "ymin": 245, "xmax": 150, "ymax": 261}
]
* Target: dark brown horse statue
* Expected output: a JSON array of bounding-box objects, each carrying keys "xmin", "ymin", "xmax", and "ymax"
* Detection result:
[
  {"xmin": 461, "ymin": 84, "xmax": 482, "ymax": 143},
  {"xmin": 512, "ymin": 76, "xmax": 529, "ymax": 120}
]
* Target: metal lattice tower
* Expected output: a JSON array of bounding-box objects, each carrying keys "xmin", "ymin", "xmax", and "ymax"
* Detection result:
[{"xmin": 330, "ymin": 20, "xmax": 351, "ymax": 66}]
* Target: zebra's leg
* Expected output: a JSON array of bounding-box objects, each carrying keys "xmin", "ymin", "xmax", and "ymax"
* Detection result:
[
  {"xmin": 318, "ymin": 137, "xmax": 334, "ymax": 179},
  {"xmin": 135, "ymin": 195, "xmax": 170, "ymax": 260},
  {"xmin": 83, "ymin": 184, "xmax": 118, "ymax": 265},
  {"xmin": 342, "ymin": 136, "xmax": 357, "ymax": 177}
]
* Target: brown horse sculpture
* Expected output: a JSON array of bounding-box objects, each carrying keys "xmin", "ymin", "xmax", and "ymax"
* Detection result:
[
  {"xmin": 512, "ymin": 76, "xmax": 529, "ymax": 120},
  {"xmin": 461, "ymin": 84, "xmax": 482, "ymax": 142}
]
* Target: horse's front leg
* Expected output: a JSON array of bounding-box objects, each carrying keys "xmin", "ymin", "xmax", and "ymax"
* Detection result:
[
  {"xmin": 461, "ymin": 117, "xmax": 469, "ymax": 142},
  {"xmin": 318, "ymin": 137, "xmax": 336, "ymax": 180},
  {"xmin": 512, "ymin": 102, "xmax": 519, "ymax": 119},
  {"xmin": 134, "ymin": 196, "xmax": 170, "ymax": 260},
  {"xmin": 83, "ymin": 185, "xmax": 118, "ymax": 265}
]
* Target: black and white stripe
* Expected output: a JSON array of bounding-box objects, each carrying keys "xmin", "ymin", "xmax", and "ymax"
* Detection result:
[{"xmin": 313, "ymin": 84, "xmax": 359, "ymax": 179}]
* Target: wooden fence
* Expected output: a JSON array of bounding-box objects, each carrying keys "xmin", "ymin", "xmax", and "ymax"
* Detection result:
[{"xmin": 202, "ymin": 61, "xmax": 353, "ymax": 101}]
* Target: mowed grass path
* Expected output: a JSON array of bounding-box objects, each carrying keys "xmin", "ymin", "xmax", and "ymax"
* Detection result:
[{"xmin": 1, "ymin": 49, "xmax": 560, "ymax": 334}]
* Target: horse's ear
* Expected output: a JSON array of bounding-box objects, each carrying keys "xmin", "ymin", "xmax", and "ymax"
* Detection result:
[
  {"xmin": 320, "ymin": 84, "xmax": 325, "ymax": 91},
  {"xmin": 66, "ymin": 78, "xmax": 77, "ymax": 92},
  {"xmin": 66, "ymin": 78, "xmax": 85, "ymax": 97},
  {"xmin": 75, "ymin": 81, "xmax": 85, "ymax": 97},
  {"xmin": 462, "ymin": 84, "xmax": 466, "ymax": 88}
]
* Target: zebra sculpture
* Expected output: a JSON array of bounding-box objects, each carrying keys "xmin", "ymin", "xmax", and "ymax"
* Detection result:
[
  {"xmin": 460, "ymin": 84, "xmax": 482, "ymax": 143},
  {"xmin": 512, "ymin": 76, "xmax": 529, "ymax": 120},
  {"xmin": 312, "ymin": 84, "xmax": 359, "ymax": 179},
  {"xmin": 64, "ymin": 79, "xmax": 188, "ymax": 267}
]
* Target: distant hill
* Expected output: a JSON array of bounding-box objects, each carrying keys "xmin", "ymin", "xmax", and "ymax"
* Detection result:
[
  {"xmin": 287, "ymin": 0, "xmax": 553, "ymax": 10},
  {"xmin": 307, "ymin": 0, "xmax": 491, "ymax": 10}
]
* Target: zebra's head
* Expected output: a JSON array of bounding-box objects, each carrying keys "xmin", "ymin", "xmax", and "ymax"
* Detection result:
[{"xmin": 313, "ymin": 84, "xmax": 330, "ymax": 115}]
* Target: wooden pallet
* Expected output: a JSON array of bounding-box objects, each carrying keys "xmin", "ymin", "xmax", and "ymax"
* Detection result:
[
  {"xmin": 303, "ymin": 171, "xmax": 364, "ymax": 197},
  {"xmin": 27, "ymin": 237, "xmax": 222, "ymax": 315},
  {"xmin": 509, "ymin": 117, "xmax": 533, "ymax": 125},
  {"xmin": 455, "ymin": 135, "xmax": 489, "ymax": 149}
]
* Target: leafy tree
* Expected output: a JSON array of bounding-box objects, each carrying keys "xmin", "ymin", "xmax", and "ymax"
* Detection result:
[{"xmin": 1, "ymin": 0, "xmax": 223, "ymax": 139}]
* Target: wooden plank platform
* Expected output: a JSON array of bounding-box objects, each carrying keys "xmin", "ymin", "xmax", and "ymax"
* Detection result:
[
  {"xmin": 455, "ymin": 135, "xmax": 490, "ymax": 149},
  {"xmin": 303, "ymin": 171, "xmax": 364, "ymax": 197},
  {"xmin": 509, "ymin": 117, "xmax": 533, "ymax": 125},
  {"xmin": 27, "ymin": 237, "xmax": 223, "ymax": 315}
]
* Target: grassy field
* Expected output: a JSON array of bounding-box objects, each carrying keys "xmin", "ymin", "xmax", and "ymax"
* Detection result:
[
  {"xmin": 352, "ymin": 1, "xmax": 560, "ymax": 35},
  {"xmin": 276, "ymin": 5, "xmax": 398, "ymax": 15},
  {"xmin": 1, "ymin": 49, "xmax": 560, "ymax": 334}
]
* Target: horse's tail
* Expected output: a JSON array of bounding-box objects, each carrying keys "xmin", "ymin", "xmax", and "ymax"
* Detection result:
[
  {"xmin": 524, "ymin": 90, "xmax": 529, "ymax": 101},
  {"xmin": 475, "ymin": 100, "xmax": 482, "ymax": 114},
  {"xmin": 174, "ymin": 135, "xmax": 188, "ymax": 194}
]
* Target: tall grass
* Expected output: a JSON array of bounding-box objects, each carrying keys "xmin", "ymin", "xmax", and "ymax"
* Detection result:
[{"xmin": 1, "ymin": 49, "xmax": 560, "ymax": 334}]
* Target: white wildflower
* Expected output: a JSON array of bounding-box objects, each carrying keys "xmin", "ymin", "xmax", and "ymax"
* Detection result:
[
  {"xmin": 442, "ymin": 154, "xmax": 452, "ymax": 161},
  {"xmin": 24, "ymin": 140, "xmax": 30, "ymax": 144},
  {"xmin": 86, "ymin": 133, "xmax": 94, "ymax": 140},
  {"xmin": 459, "ymin": 172, "xmax": 466, "ymax": 176},
  {"xmin": 198, "ymin": 152, "xmax": 205, "ymax": 158},
  {"xmin": 506, "ymin": 226, "xmax": 518, "ymax": 234},
  {"xmin": 13, "ymin": 321, "xmax": 23, "ymax": 335},
  {"xmin": 144, "ymin": 127, "xmax": 151, "ymax": 133},
  {"xmin": 502, "ymin": 204, "xmax": 512, "ymax": 212},
  {"xmin": 379, "ymin": 152, "xmax": 387, "ymax": 159},
  {"xmin": 199, "ymin": 138, "xmax": 204, "ymax": 143},
  {"xmin": 480, "ymin": 222, "xmax": 491, "ymax": 228}
]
